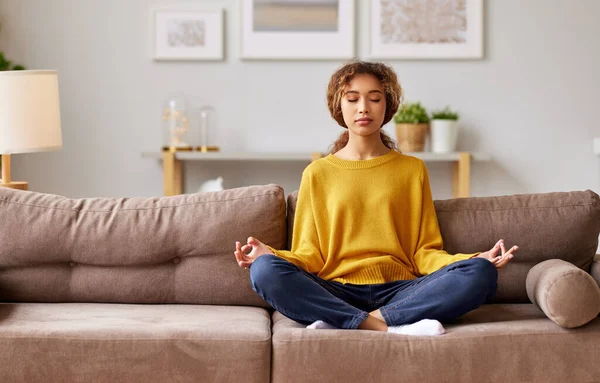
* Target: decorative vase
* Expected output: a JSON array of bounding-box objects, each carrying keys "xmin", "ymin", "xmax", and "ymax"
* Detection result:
[
  {"xmin": 430, "ymin": 120, "xmax": 459, "ymax": 153},
  {"xmin": 162, "ymin": 95, "xmax": 193, "ymax": 152},
  {"xmin": 395, "ymin": 123, "xmax": 429, "ymax": 152},
  {"xmin": 195, "ymin": 106, "xmax": 220, "ymax": 152}
]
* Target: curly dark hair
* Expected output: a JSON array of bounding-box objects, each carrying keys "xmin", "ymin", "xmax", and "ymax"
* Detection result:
[{"xmin": 326, "ymin": 60, "xmax": 403, "ymax": 154}]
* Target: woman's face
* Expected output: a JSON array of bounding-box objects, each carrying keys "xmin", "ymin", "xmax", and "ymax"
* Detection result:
[{"xmin": 340, "ymin": 74, "xmax": 386, "ymax": 138}]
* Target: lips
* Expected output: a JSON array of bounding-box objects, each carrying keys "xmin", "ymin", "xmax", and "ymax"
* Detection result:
[{"xmin": 355, "ymin": 118, "xmax": 372, "ymax": 122}]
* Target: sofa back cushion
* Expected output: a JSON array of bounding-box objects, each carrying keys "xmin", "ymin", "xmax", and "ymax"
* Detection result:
[
  {"xmin": 0, "ymin": 185, "xmax": 286, "ymax": 307},
  {"xmin": 287, "ymin": 190, "xmax": 600, "ymax": 303}
]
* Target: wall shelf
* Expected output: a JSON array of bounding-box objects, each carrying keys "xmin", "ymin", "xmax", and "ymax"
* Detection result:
[
  {"xmin": 142, "ymin": 151, "xmax": 491, "ymax": 162},
  {"xmin": 142, "ymin": 151, "xmax": 491, "ymax": 198}
]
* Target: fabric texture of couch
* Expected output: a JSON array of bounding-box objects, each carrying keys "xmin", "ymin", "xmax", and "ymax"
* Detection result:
[{"xmin": 0, "ymin": 185, "xmax": 599, "ymax": 382}]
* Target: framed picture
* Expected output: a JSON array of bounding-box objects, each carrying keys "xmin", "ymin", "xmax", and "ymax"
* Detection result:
[
  {"xmin": 241, "ymin": 0, "xmax": 355, "ymax": 60},
  {"xmin": 152, "ymin": 6, "xmax": 224, "ymax": 61},
  {"xmin": 368, "ymin": 0, "xmax": 483, "ymax": 59}
]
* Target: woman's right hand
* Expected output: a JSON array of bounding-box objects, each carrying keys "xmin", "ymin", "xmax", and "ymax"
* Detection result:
[{"xmin": 233, "ymin": 237, "xmax": 274, "ymax": 269}]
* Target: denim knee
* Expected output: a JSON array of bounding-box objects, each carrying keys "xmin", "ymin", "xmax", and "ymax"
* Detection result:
[
  {"xmin": 249, "ymin": 254, "xmax": 283, "ymax": 293},
  {"xmin": 465, "ymin": 258, "xmax": 498, "ymax": 298}
]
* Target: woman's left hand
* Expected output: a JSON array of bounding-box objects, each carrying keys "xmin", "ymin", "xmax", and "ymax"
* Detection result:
[{"xmin": 474, "ymin": 239, "xmax": 518, "ymax": 269}]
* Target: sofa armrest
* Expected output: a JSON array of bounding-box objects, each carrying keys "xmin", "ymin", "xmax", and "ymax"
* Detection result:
[{"xmin": 591, "ymin": 255, "xmax": 600, "ymax": 288}]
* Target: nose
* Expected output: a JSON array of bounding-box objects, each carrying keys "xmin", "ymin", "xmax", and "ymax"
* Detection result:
[{"xmin": 357, "ymin": 98, "xmax": 369, "ymax": 114}]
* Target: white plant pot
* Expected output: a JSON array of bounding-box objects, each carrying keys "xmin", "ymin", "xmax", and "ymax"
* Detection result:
[{"xmin": 430, "ymin": 120, "xmax": 459, "ymax": 153}]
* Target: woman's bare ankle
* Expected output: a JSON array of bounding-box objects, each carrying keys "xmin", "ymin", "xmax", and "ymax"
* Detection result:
[
  {"xmin": 369, "ymin": 308, "xmax": 385, "ymax": 322},
  {"xmin": 358, "ymin": 314, "xmax": 388, "ymax": 331}
]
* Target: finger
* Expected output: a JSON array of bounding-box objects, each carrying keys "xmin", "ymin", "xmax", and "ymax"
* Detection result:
[
  {"xmin": 234, "ymin": 242, "xmax": 251, "ymax": 264},
  {"xmin": 247, "ymin": 237, "xmax": 258, "ymax": 246},
  {"xmin": 489, "ymin": 241, "xmax": 502, "ymax": 256},
  {"xmin": 499, "ymin": 245, "xmax": 517, "ymax": 261},
  {"xmin": 234, "ymin": 251, "xmax": 245, "ymax": 266},
  {"xmin": 240, "ymin": 260, "xmax": 253, "ymax": 268},
  {"xmin": 500, "ymin": 241, "xmax": 507, "ymax": 255},
  {"xmin": 234, "ymin": 249, "xmax": 247, "ymax": 265},
  {"xmin": 241, "ymin": 244, "xmax": 252, "ymax": 255},
  {"xmin": 503, "ymin": 245, "xmax": 519, "ymax": 257},
  {"xmin": 234, "ymin": 242, "xmax": 242, "ymax": 262},
  {"xmin": 495, "ymin": 253, "xmax": 514, "ymax": 268}
]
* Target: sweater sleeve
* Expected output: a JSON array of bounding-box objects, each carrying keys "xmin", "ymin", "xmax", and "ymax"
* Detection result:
[
  {"xmin": 413, "ymin": 162, "xmax": 479, "ymax": 276},
  {"xmin": 267, "ymin": 169, "xmax": 325, "ymax": 273}
]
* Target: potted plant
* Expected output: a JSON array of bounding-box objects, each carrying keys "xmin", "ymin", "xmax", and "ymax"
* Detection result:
[
  {"xmin": 0, "ymin": 52, "xmax": 25, "ymax": 71},
  {"xmin": 430, "ymin": 106, "xmax": 459, "ymax": 153},
  {"xmin": 393, "ymin": 102, "xmax": 430, "ymax": 152}
]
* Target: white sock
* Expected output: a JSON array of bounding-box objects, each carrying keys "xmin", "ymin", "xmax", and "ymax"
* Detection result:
[
  {"xmin": 387, "ymin": 319, "xmax": 445, "ymax": 336},
  {"xmin": 306, "ymin": 320, "xmax": 337, "ymax": 330}
]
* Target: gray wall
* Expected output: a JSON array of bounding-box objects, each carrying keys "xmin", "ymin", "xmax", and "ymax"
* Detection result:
[{"xmin": 1, "ymin": 0, "xmax": 599, "ymax": 202}]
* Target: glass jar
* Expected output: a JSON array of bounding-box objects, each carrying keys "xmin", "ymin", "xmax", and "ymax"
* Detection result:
[
  {"xmin": 196, "ymin": 106, "xmax": 219, "ymax": 152},
  {"xmin": 162, "ymin": 95, "xmax": 195, "ymax": 151}
]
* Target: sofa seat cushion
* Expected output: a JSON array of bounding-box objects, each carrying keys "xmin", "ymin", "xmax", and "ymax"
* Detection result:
[
  {"xmin": 0, "ymin": 303, "xmax": 271, "ymax": 383},
  {"xmin": 271, "ymin": 304, "xmax": 600, "ymax": 383}
]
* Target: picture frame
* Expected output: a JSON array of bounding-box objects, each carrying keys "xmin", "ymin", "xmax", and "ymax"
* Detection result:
[
  {"xmin": 152, "ymin": 6, "xmax": 224, "ymax": 61},
  {"xmin": 368, "ymin": 0, "xmax": 484, "ymax": 60},
  {"xmin": 240, "ymin": 0, "xmax": 355, "ymax": 60}
]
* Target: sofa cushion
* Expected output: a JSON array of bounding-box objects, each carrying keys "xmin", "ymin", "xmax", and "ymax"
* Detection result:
[
  {"xmin": 526, "ymin": 259, "xmax": 600, "ymax": 328},
  {"xmin": 271, "ymin": 305, "xmax": 600, "ymax": 383},
  {"xmin": 287, "ymin": 190, "xmax": 600, "ymax": 302},
  {"xmin": 0, "ymin": 303, "xmax": 271, "ymax": 382},
  {"xmin": 0, "ymin": 185, "xmax": 286, "ymax": 306},
  {"xmin": 434, "ymin": 190, "xmax": 600, "ymax": 302}
]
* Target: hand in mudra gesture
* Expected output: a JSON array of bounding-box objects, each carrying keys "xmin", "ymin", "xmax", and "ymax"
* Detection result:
[
  {"xmin": 233, "ymin": 237, "xmax": 274, "ymax": 269},
  {"xmin": 475, "ymin": 239, "xmax": 518, "ymax": 269}
]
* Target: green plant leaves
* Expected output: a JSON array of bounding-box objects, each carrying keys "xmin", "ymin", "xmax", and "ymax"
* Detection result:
[
  {"xmin": 393, "ymin": 102, "xmax": 430, "ymax": 124},
  {"xmin": 431, "ymin": 106, "xmax": 459, "ymax": 120},
  {"xmin": 394, "ymin": 103, "xmax": 459, "ymax": 123},
  {"xmin": 0, "ymin": 52, "xmax": 26, "ymax": 71}
]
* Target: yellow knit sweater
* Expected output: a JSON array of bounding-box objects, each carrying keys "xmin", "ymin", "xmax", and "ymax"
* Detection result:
[{"xmin": 269, "ymin": 150, "xmax": 478, "ymax": 285}]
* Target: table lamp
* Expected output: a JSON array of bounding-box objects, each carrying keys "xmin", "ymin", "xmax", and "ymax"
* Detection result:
[{"xmin": 0, "ymin": 70, "xmax": 62, "ymax": 191}]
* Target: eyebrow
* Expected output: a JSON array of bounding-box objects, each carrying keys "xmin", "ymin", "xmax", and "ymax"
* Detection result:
[{"xmin": 344, "ymin": 90, "xmax": 384, "ymax": 95}]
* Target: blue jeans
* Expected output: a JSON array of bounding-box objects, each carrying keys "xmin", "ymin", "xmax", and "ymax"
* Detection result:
[{"xmin": 249, "ymin": 254, "xmax": 498, "ymax": 329}]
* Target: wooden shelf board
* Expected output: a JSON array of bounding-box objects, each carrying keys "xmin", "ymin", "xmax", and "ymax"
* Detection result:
[{"xmin": 142, "ymin": 151, "xmax": 491, "ymax": 162}]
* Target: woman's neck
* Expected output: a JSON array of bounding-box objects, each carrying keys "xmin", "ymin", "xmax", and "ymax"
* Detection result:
[{"xmin": 335, "ymin": 134, "xmax": 390, "ymax": 160}]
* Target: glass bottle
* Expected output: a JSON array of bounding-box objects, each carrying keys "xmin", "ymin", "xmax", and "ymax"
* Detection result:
[{"xmin": 162, "ymin": 95, "xmax": 194, "ymax": 151}]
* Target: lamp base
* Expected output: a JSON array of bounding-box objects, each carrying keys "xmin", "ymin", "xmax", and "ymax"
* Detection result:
[{"xmin": 0, "ymin": 181, "xmax": 28, "ymax": 191}]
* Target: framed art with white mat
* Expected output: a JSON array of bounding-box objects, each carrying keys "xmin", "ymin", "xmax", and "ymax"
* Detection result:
[
  {"xmin": 241, "ymin": 0, "xmax": 355, "ymax": 60},
  {"xmin": 152, "ymin": 5, "xmax": 224, "ymax": 61},
  {"xmin": 368, "ymin": 0, "xmax": 483, "ymax": 60}
]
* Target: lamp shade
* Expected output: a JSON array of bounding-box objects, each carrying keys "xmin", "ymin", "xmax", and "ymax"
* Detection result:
[{"xmin": 0, "ymin": 70, "xmax": 62, "ymax": 154}]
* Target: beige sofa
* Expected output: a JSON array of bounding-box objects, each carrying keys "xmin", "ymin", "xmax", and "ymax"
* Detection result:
[{"xmin": 0, "ymin": 185, "xmax": 598, "ymax": 383}]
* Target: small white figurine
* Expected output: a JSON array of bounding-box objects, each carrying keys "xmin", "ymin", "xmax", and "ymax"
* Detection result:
[{"xmin": 198, "ymin": 176, "xmax": 224, "ymax": 193}]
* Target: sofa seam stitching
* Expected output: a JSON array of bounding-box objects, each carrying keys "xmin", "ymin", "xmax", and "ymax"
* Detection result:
[
  {"xmin": 436, "ymin": 202, "xmax": 597, "ymax": 213},
  {"xmin": 0, "ymin": 336, "xmax": 273, "ymax": 342},
  {"xmin": 0, "ymin": 192, "xmax": 280, "ymax": 213}
]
